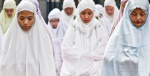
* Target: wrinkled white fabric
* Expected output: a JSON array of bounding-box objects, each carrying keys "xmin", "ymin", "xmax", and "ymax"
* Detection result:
[
  {"xmin": 95, "ymin": 4, "xmax": 112, "ymax": 36},
  {"xmin": 48, "ymin": 8, "xmax": 68, "ymax": 76},
  {"xmin": 61, "ymin": 0, "xmax": 76, "ymax": 25},
  {"xmin": 104, "ymin": 0, "xmax": 119, "ymax": 24},
  {"xmin": 101, "ymin": 0, "xmax": 150, "ymax": 76},
  {"xmin": 60, "ymin": 0, "xmax": 108, "ymax": 76},
  {"xmin": 0, "ymin": 27, "xmax": 3, "ymax": 55},
  {"xmin": 0, "ymin": 1, "xmax": 56, "ymax": 76}
]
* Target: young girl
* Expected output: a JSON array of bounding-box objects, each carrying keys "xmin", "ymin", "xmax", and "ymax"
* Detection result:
[
  {"xmin": 61, "ymin": 0, "xmax": 76, "ymax": 25},
  {"xmin": 0, "ymin": 1, "xmax": 56, "ymax": 76},
  {"xmin": 48, "ymin": 8, "xmax": 68, "ymax": 76},
  {"xmin": 0, "ymin": 0, "xmax": 16, "ymax": 35},
  {"xmin": 60, "ymin": 0, "xmax": 108, "ymax": 76},
  {"xmin": 104, "ymin": 0, "xmax": 119, "ymax": 24},
  {"xmin": 101, "ymin": 0, "xmax": 150, "ymax": 76}
]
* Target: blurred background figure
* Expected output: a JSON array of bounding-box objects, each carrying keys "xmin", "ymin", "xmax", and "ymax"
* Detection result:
[
  {"xmin": 0, "ymin": 0, "xmax": 16, "ymax": 35},
  {"xmin": 104, "ymin": 0, "xmax": 119, "ymax": 24},
  {"xmin": 110, "ymin": 0, "xmax": 128, "ymax": 36},
  {"xmin": 95, "ymin": 4, "xmax": 112, "ymax": 36},
  {"xmin": 61, "ymin": 0, "xmax": 76, "ymax": 25},
  {"xmin": 48, "ymin": 8, "xmax": 68, "ymax": 76}
]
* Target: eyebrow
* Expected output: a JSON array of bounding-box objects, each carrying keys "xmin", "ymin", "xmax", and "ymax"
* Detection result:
[
  {"xmin": 28, "ymin": 16, "xmax": 34, "ymax": 18},
  {"xmin": 132, "ymin": 11, "xmax": 136, "ymax": 13},
  {"xmin": 141, "ymin": 11, "xmax": 145, "ymax": 13}
]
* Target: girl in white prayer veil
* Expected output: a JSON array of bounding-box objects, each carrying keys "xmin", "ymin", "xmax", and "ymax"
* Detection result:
[
  {"xmin": 104, "ymin": 0, "xmax": 119, "ymax": 24},
  {"xmin": 48, "ymin": 8, "xmax": 68, "ymax": 76},
  {"xmin": 61, "ymin": 0, "xmax": 76, "ymax": 25},
  {"xmin": 60, "ymin": 0, "xmax": 108, "ymax": 76},
  {"xmin": 101, "ymin": 0, "xmax": 150, "ymax": 76},
  {"xmin": 0, "ymin": 1, "xmax": 56, "ymax": 76}
]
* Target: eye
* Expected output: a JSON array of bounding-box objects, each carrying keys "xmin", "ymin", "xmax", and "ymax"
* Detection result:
[
  {"xmin": 10, "ymin": 10, "xmax": 13, "ymax": 12},
  {"xmin": 140, "ymin": 12, "xmax": 146, "ymax": 16},
  {"xmin": 20, "ymin": 18, "xmax": 24, "ymax": 20},
  {"xmin": 6, "ymin": 10, "xmax": 8, "ymax": 12},
  {"xmin": 131, "ymin": 12, "xmax": 137, "ymax": 16},
  {"xmin": 28, "ymin": 17, "xmax": 33, "ymax": 20},
  {"xmin": 88, "ymin": 12, "xmax": 92, "ymax": 15},
  {"xmin": 81, "ymin": 12, "xmax": 85, "ymax": 15}
]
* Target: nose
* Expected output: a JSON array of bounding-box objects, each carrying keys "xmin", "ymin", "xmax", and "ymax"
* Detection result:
[
  {"xmin": 136, "ymin": 14, "xmax": 141, "ymax": 20},
  {"xmin": 108, "ymin": 10, "xmax": 111, "ymax": 14},
  {"xmin": 8, "ymin": 11, "xmax": 11, "ymax": 15},
  {"xmin": 24, "ymin": 19, "xmax": 28, "ymax": 25},
  {"xmin": 67, "ymin": 9, "xmax": 70, "ymax": 13},
  {"xmin": 85, "ymin": 14, "xmax": 88, "ymax": 19}
]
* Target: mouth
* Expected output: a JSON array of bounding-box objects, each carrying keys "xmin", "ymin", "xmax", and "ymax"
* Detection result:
[
  {"xmin": 136, "ymin": 21, "xmax": 141, "ymax": 24},
  {"xmin": 84, "ymin": 20, "xmax": 89, "ymax": 22},
  {"xmin": 67, "ymin": 13, "xmax": 71, "ymax": 15},
  {"xmin": 23, "ymin": 26, "xmax": 29, "ymax": 29}
]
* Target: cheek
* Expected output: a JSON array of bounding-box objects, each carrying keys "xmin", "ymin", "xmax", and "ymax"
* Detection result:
[
  {"xmin": 111, "ymin": 10, "xmax": 114, "ymax": 14},
  {"xmin": 106, "ymin": 10, "xmax": 109, "ymax": 13},
  {"xmin": 80, "ymin": 14, "xmax": 84, "ymax": 20},
  {"xmin": 130, "ymin": 15, "xmax": 136, "ymax": 24},
  {"xmin": 65, "ymin": 10, "xmax": 68, "ymax": 13},
  {"xmin": 29, "ymin": 19, "xmax": 34, "ymax": 27},
  {"xmin": 11, "ymin": 11, "xmax": 14, "ymax": 14},
  {"xmin": 18, "ymin": 19, "xmax": 23, "ymax": 27},
  {"xmin": 70, "ymin": 9, "xmax": 73, "ymax": 13},
  {"xmin": 56, "ymin": 22, "xmax": 59, "ymax": 26},
  {"xmin": 141, "ymin": 16, "xmax": 147, "ymax": 23},
  {"xmin": 89, "ymin": 15, "xmax": 93, "ymax": 21}
]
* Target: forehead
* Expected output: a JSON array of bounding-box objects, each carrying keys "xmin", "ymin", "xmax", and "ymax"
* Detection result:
[
  {"xmin": 51, "ymin": 18, "xmax": 59, "ymax": 20},
  {"xmin": 18, "ymin": 10, "xmax": 34, "ymax": 16},
  {"xmin": 4, "ymin": 8, "xmax": 14, "ymax": 10},
  {"xmin": 132, "ymin": 8, "xmax": 145, "ymax": 13},
  {"xmin": 82, "ymin": 8, "xmax": 93, "ymax": 12},
  {"xmin": 105, "ymin": 6, "xmax": 114, "ymax": 9}
]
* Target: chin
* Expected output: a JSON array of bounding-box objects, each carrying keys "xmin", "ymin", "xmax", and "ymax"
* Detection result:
[
  {"xmin": 135, "ymin": 24, "xmax": 142, "ymax": 27},
  {"xmin": 8, "ymin": 16, "xmax": 12, "ymax": 18}
]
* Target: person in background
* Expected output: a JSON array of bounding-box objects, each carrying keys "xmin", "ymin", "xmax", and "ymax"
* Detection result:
[
  {"xmin": 95, "ymin": 4, "xmax": 112, "ymax": 36},
  {"xmin": 101, "ymin": 0, "xmax": 150, "ymax": 76},
  {"xmin": 110, "ymin": 0, "xmax": 128, "ymax": 36},
  {"xmin": 0, "ymin": 0, "xmax": 16, "ymax": 35},
  {"xmin": 104, "ymin": 0, "xmax": 119, "ymax": 24},
  {"xmin": 61, "ymin": 0, "xmax": 76, "ymax": 25},
  {"xmin": 60, "ymin": 0, "xmax": 108, "ymax": 76},
  {"xmin": 48, "ymin": 8, "xmax": 68, "ymax": 76},
  {"xmin": 0, "ymin": 1, "xmax": 56, "ymax": 76}
]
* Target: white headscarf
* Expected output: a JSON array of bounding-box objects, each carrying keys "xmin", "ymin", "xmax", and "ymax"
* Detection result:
[
  {"xmin": 95, "ymin": 4, "xmax": 112, "ymax": 36},
  {"xmin": 60, "ymin": 0, "xmax": 108, "ymax": 76},
  {"xmin": 0, "ymin": 1, "xmax": 56, "ymax": 76},
  {"xmin": 61, "ymin": 0, "xmax": 76, "ymax": 25},
  {"xmin": 48, "ymin": 8, "xmax": 68, "ymax": 76},
  {"xmin": 101, "ymin": 0, "xmax": 150, "ymax": 76},
  {"xmin": 104, "ymin": 0, "xmax": 119, "ymax": 24}
]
